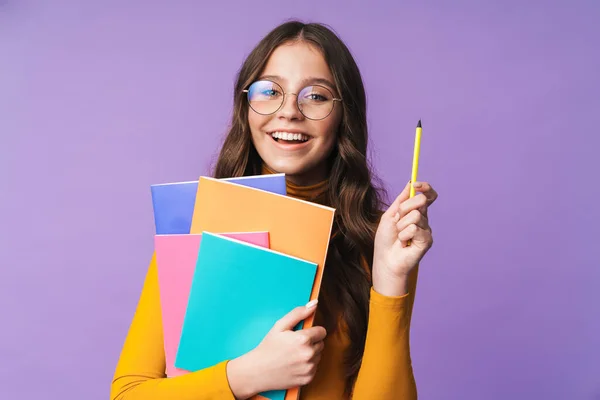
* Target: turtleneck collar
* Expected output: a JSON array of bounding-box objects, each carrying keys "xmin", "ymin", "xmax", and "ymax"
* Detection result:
[{"xmin": 261, "ymin": 163, "xmax": 329, "ymax": 205}]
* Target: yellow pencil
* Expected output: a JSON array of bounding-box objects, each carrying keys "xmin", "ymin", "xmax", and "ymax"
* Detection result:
[
  {"xmin": 407, "ymin": 119, "xmax": 422, "ymax": 246},
  {"xmin": 410, "ymin": 119, "xmax": 422, "ymax": 198}
]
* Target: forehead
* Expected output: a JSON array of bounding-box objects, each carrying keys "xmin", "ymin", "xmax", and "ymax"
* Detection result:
[{"xmin": 260, "ymin": 41, "xmax": 334, "ymax": 87}]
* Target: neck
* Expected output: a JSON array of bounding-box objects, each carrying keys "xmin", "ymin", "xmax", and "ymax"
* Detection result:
[
  {"xmin": 261, "ymin": 163, "xmax": 329, "ymax": 205},
  {"xmin": 285, "ymin": 164, "xmax": 329, "ymax": 187}
]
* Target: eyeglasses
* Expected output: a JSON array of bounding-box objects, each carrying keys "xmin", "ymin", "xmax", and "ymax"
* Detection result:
[{"xmin": 243, "ymin": 79, "xmax": 342, "ymax": 120}]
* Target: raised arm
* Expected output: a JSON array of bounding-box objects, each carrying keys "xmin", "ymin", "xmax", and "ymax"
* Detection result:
[
  {"xmin": 351, "ymin": 180, "xmax": 437, "ymax": 398},
  {"xmin": 350, "ymin": 266, "xmax": 419, "ymax": 400}
]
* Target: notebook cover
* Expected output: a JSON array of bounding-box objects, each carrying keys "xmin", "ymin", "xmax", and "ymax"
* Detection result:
[
  {"xmin": 154, "ymin": 231, "xmax": 270, "ymax": 377},
  {"xmin": 189, "ymin": 177, "xmax": 336, "ymax": 400},
  {"xmin": 150, "ymin": 173, "xmax": 287, "ymax": 234},
  {"xmin": 175, "ymin": 232, "xmax": 318, "ymax": 400}
]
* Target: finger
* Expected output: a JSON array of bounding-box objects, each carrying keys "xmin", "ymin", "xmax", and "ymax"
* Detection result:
[
  {"xmin": 411, "ymin": 182, "xmax": 437, "ymax": 218},
  {"xmin": 303, "ymin": 326, "xmax": 327, "ymax": 343},
  {"xmin": 396, "ymin": 209, "xmax": 430, "ymax": 233},
  {"xmin": 312, "ymin": 340, "xmax": 325, "ymax": 354},
  {"xmin": 412, "ymin": 181, "xmax": 438, "ymax": 206},
  {"xmin": 273, "ymin": 300, "xmax": 318, "ymax": 332},
  {"xmin": 398, "ymin": 224, "xmax": 433, "ymax": 248},
  {"xmin": 383, "ymin": 181, "xmax": 411, "ymax": 218},
  {"xmin": 398, "ymin": 193, "xmax": 428, "ymax": 219},
  {"xmin": 310, "ymin": 348, "xmax": 323, "ymax": 364}
]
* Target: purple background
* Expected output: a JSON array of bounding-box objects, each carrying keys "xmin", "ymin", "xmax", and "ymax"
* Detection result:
[{"xmin": 1, "ymin": 1, "xmax": 599, "ymax": 399}]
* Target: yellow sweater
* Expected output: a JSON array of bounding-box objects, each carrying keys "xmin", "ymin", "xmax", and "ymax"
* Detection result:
[{"xmin": 111, "ymin": 177, "xmax": 419, "ymax": 400}]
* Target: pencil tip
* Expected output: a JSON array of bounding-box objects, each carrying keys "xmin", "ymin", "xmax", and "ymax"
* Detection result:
[{"xmin": 417, "ymin": 119, "xmax": 422, "ymax": 128}]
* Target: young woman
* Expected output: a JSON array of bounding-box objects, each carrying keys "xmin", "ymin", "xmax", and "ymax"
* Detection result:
[{"xmin": 111, "ymin": 21, "xmax": 437, "ymax": 400}]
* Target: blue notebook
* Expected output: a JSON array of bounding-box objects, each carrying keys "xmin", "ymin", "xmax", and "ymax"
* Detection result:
[
  {"xmin": 175, "ymin": 232, "xmax": 317, "ymax": 400},
  {"xmin": 150, "ymin": 174, "xmax": 286, "ymax": 234}
]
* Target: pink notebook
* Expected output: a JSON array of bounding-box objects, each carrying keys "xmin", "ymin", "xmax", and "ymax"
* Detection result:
[{"xmin": 154, "ymin": 232, "xmax": 270, "ymax": 377}]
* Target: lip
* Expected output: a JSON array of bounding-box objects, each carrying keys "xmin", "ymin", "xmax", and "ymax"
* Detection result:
[{"xmin": 271, "ymin": 138, "xmax": 311, "ymax": 150}]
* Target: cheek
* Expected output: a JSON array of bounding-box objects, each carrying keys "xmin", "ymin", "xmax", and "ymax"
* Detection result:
[
  {"xmin": 247, "ymin": 112, "xmax": 259, "ymax": 133},
  {"xmin": 315, "ymin": 118, "xmax": 340, "ymax": 149},
  {"xmin": 248, "ymin": 113, "xmax": 269, "ymax": 140}
]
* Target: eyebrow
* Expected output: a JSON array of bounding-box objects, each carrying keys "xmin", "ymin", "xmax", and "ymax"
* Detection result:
[{"xmin": 258, "ymin": 75, "xmax": 337, "ymax": 91}]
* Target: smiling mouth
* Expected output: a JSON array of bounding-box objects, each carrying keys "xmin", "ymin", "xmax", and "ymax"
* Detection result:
[{"xmin": 268, "ymin": 131, "xmax": 310, "ymax": 143}]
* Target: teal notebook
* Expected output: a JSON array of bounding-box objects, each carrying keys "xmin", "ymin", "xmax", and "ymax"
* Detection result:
[{"xmin": 175, "ymin": 232, "xmax": 318, "ymax": 400}]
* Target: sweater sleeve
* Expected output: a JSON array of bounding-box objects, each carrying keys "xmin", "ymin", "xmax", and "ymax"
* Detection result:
[
  {"xmin": 350, "ymin": 266, "xmax": 419, "ymax": 400},
  {"xmin": 110, "ymin": 252, "xmax": 236, "ymax": 400}
]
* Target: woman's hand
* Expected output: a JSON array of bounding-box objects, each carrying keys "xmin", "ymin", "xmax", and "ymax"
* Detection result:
[
  {"xmin": 372, "ymin": 181, "xmax": 438, "ymax": 297},
  {"xmin": 226, "ymin": 300, "xmax": 326, "ymax": 399}
]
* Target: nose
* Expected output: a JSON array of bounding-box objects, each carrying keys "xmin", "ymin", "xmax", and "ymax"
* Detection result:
[{"xmin": 276, "ymin": 93, "xmax": 303, "ymax": 121}]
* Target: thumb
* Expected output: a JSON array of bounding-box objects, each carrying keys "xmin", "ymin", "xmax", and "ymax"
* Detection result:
[{"xmin": 272, "ymin": 300, "xmax": 318, "ymax": 332}]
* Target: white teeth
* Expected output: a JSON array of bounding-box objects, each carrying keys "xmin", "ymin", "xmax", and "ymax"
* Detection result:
[{"xmin": 270, "ymin": 131, "xmax": 309, "ymax": 142}]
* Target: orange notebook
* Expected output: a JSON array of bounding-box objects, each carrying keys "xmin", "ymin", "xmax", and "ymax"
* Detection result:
[{"xmin": 190, "ymin": 177, "xmax": 335, "ymax": 400}]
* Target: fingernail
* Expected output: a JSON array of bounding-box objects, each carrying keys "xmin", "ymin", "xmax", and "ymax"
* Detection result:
[
  {"xmin": 413, "ymin": 181, "xmax": 423, "ymax": 188},
  {"xmin": 305, "ymin": 300, "xmax": 318, "ymax": 309}
]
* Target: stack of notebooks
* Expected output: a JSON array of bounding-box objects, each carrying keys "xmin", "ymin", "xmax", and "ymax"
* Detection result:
[{"xmin": 150, "ymin": 173, "xmax": 335, "ymax": 400}]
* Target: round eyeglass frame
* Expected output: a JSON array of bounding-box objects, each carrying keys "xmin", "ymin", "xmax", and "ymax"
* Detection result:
[{"xmin": 243, "ymin": 79, "xmax": 343, "ymax": 121}]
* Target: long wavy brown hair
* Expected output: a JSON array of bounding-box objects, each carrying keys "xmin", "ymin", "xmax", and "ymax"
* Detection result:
[{"xmin": 211, "ymin": 20, "xmax": 387, "ymax": 394}]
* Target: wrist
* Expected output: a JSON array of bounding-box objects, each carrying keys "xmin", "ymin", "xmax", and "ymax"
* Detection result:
[
  {"xmin": 226, "ymin": 350, "xmax": 263, "ymax": 399},
  {"xmin": 372, "ymin": 264, "xmax": 409, "ymax": 297}
]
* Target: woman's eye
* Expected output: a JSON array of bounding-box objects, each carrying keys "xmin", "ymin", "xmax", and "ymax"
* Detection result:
[{"xmin": 306, "ymin": 93, "xmax": 327, "ymax": 101}]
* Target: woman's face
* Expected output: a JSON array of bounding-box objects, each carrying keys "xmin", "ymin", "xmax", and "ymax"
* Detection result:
[{"xmin": 247, "ymin": 41, "xmax": 343, "ymax": 186}]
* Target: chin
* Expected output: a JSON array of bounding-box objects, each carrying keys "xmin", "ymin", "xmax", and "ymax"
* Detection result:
[{"xmin": 264, "ymin": 160, "xmax": 308, "ymax": 176}]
